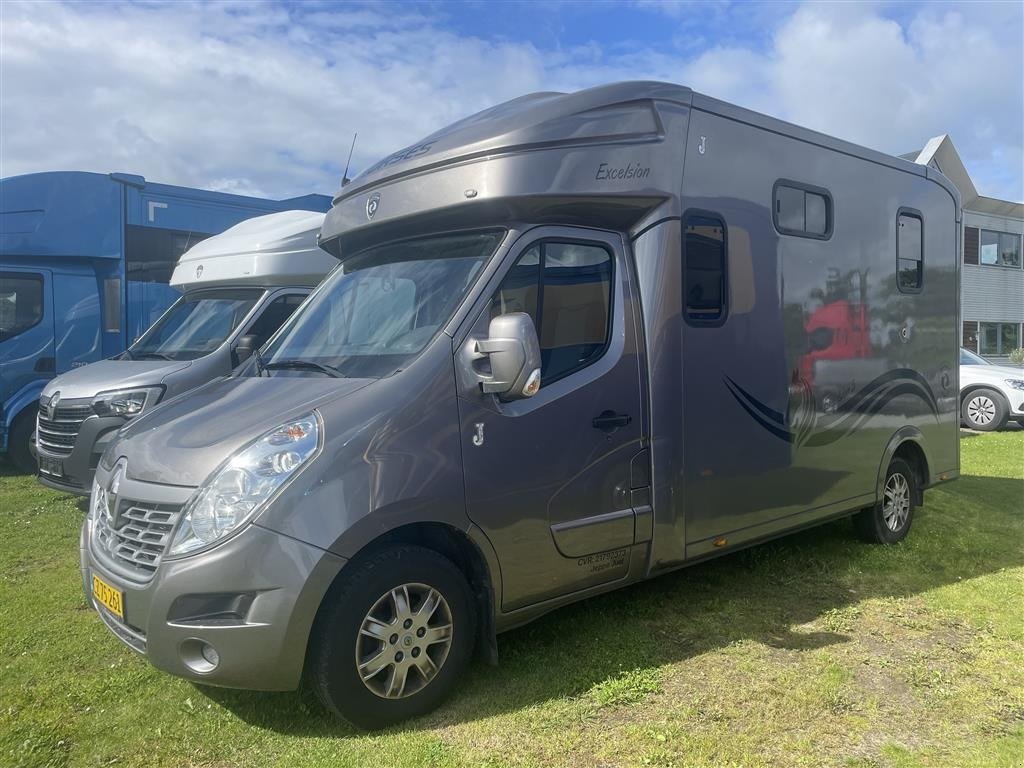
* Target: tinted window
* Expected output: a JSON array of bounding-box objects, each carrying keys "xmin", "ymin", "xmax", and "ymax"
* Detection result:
[
  {"xmin": 774, "ymin": 182, "xmax": 832, "ymax": 238},
  {"xmin": 491, "ymin": 241, "xmax": 613, "ymax": 384},
  {"xmin": 979, "ymin": 322, "xmax": 1021, "ymax": 356},
  {"xmin": 979, "ymin": 229, "xmax": 1022, "ymax": 267},
  {"xmin": 683, "ymin": 214, "xmax": 727, "ymax": 325},
  {"xmin": 960, "ymin": 348, "xmax": 988, "ymax": 365},
  {"xmin": 245, "ymin": 294, "xmax": 305, "ymax": 347},
  {"xmin": 263, "ymin": 231, "xmax": 501, "ymax": 378},
  {"xmin": 489, "ymin": 246, "xmax": 540, "ymax": 325},
  {"xmin": 0, "ymin": 272, "xmax": 44, "ymax": 342},
  {"xmin": 897, "ymin": 212, "xmax": 923, "ymax": 292},
  {"xmin": 776, "ymin": 185, "xmax": 804, "ymax": 232},
  {"xmin": 999, "ymin": 233, "xmax": 1022, "ymax": 267},
  {"xmin": 805, "ymin": 192, "xmax": 828, "ymax": 235},
  {"xmin": 124, "ymin": 225, "xmax": 212, "ymax": 284},
  {"xmin": 130, "ymin": 290, "xmax": 261, "ymax": 360}
]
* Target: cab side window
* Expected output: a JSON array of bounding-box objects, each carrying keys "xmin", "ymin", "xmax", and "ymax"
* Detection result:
[
  {"xmin": 245, "ymin": 294, "xmax": 305, "ymax": 347},
  {"xmin": 491, "ymin": 241, "xmax": 613, "ymax": 385},
  {"xmin": 0, "ymin": 272, "xmax": 44, "ymax": 342}
]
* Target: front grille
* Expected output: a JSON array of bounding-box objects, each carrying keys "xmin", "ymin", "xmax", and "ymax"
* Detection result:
[
  {"xmin": 93, "ymin": 500, "xmax": 184, "ymax": 577},
  {"xmin": 37, "ymin": 404, "xmax": 93, "ymax": 457}
]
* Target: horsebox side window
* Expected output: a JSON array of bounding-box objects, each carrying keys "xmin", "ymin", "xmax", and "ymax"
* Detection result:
[
  {"xmin": 773, "ymin": 181, "xmax": 832, "ymax": 239},
  {"xmin": 897, "ymin": 210, "xmax": 924, "ymax": 293},
  {"xmin": 490, "ymin": 241, "xmax": 613, "ymax": 385},
  {"xmin": 682, "ymin": 213, "xmax": 728, "ymax": 326},
  {"xmin": 0, "ymin": 272, "xmax": 44, "ymax": 342}
]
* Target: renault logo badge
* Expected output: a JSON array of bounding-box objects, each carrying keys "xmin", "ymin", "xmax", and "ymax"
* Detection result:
[
  {"xmin": 49, "ymin": 391, "xmax": 61, "ymax": 419},
  {"xmin": 366, "ymin": 192, "xmax": 381, "ymax": 220},
  {"xmin": 107, "ymin": 459, "xmax": 127, "ymax": 528}
]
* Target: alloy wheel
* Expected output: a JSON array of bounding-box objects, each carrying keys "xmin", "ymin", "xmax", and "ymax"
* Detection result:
[
  {"xmin": 967, "ymin": 395, "xmax": 996, "ymax": 426},
  {"xmin": 882, "ymin": 472, "xmax": 911, "ymax": 531},
  {"xmin": 355, "ymin": 583, "xmax": 454, "ymax": 699}
]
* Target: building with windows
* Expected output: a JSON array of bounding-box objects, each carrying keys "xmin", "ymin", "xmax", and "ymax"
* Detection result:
[{"xmin": 904, "ymin": 136, "xmax": 1024, "ymax": 360}]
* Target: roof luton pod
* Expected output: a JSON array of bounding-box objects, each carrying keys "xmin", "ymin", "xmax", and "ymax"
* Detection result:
[
  {"xmin": 81, "ymin": 82, "xmax": 960, "ymax": 729},
  {"xmin": 36, "ymin": 210, "xmax": 336, "ymax": 495}
]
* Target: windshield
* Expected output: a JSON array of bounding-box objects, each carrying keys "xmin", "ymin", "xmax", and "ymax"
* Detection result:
[
  {"xmin": 261, "ymin": 230, "xmax": 503, "ymax": 378},
  {"xmin": 960, "ymin": 347, "xmax": 990, "ymax": 366},
  {"xmin": 129, "ymin": 289, "xmax": 262, "ymax": 360}
]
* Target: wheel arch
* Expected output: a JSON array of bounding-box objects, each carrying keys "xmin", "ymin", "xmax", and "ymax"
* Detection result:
[
  {"xmin": 310, "ymin": 520, "xmax": 501, "ymax": 667},
  {"xmin": 877, "ymin": 427, "xmax": 929, "ymax": 506},
  {"xmin": 960, "ymin": 383, "xmax": 1009, "ymax": 404}
]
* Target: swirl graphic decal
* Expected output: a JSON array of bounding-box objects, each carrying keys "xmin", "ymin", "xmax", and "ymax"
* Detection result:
[{"xmin": 725, "ymin": 369, "xmax": 938, "ymax": 447}]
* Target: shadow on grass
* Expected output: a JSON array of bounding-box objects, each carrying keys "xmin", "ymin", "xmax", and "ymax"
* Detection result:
[
  {"xmin": 0, "ymin": 460, "xmax": 26, "ymax": 478},
  {"xmin": 0, "ymin": 460, "xmax": 90, "ymax": 511},
  {"xmin": 197, "ymin": 471, "xmax": 1024, "ymax": 738}
]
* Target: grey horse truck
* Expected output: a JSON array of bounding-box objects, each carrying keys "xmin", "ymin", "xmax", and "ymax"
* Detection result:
[
  {"xmin": 82, "ymin": 82, "xmax": 960, "ymax": 728},
  {"xmin": 37, "ymin": 210, "xmax": 335, "ymax": 493}
]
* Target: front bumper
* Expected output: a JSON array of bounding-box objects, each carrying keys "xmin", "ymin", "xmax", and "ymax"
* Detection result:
[
  {"xmin": 1006, "ymin": 386, "xmax": 1024, "ymax": 416},
  {"xmin": 79, "ymin": 493, "xmax": 347, "ymax": 691},
  {"xmin": 38, "ymin": 414, "xmax": 123, "ymax": 495}
]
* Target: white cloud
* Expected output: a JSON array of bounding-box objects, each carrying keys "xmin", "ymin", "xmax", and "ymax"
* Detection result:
[{"xmin": 1, "ymin": 1, "xmax": 1020, "ymax": 202}]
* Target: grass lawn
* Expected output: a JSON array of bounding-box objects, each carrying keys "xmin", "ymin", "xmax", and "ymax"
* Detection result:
[{"xmin": 1, "ymin": 431, "xmax": 1021, "ymax": 768}]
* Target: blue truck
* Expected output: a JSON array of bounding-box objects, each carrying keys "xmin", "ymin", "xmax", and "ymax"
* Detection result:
[{"xmin": 0, "ymin": 171, "xmax": 330, "ymax": 471}]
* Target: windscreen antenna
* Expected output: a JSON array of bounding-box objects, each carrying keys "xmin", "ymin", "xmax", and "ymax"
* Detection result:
[{"xmin": 342, "ymin": 133, "xmax": 358, "ymax": 187}]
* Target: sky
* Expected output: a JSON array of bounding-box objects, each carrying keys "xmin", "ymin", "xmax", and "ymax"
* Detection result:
[{"xmin": 1, "ymin": 0, "xmax": 1022, "ymax": 202}]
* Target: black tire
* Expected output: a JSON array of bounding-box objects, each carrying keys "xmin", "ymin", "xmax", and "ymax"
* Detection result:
[
  {"xmin": 961, "ymin": 388, "xmax": 1008, "ymax": 431},
  {"xmin": 7, "ymin": 407, "xmax": 37, "ymax": 474},
  {"xmin": 309, "ymin": 545, "xmax": 476, "ymax": 730},
  {"xmin": 854, "ymin": 457, "xmax": 917, "ymax": 544}
]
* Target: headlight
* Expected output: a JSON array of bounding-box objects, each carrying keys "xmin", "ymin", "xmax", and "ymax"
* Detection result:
[
  {"xmin": 92, "ymin": 387, "xmax": 163, "ymax": 418},
  {"xmin": 168, "ymin": 412, "xmax": 321, "ymax": 557},
  {"xmin": 1004, "ymin": 379, "xmax": 1024, "ymax": 392}
]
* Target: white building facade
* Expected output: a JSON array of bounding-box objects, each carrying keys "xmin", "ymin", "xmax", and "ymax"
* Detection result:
[{"xmin": 906, "ymin": 136, "xmax": 1023, "ymax": 360}]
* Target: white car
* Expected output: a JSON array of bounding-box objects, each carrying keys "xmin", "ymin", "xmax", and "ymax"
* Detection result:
[{"xmin": 959, "ymin": 348, "xmax": 1024, "ymax": 431}]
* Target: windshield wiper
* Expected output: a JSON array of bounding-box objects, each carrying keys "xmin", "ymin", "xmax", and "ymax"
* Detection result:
[
  {"xmin": 134, "ymin": 352, "xmax": 173, "ymax": 361},
  {"xmin": 264, "ymin": 359, "xmax": 345, "ymax": 378}
]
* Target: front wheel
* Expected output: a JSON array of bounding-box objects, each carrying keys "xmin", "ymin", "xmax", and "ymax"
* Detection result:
[
  {"xmin": 854, "ymin": 457, "xmax": 916, "ymax": 544},
  {"xmin": 309, "ymin": 545, "xmax": 476, "ymax": 729},
  {"xmin": 961, "ymin": 388, "xmax": 1008, "ymax": 431},
  {"xmin": 7, "ymin": 407, "xmax": 38, "ymax": 474}
]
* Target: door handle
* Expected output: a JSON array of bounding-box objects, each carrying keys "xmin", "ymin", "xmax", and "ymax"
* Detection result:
[{"xmin": 592, "ymin": 410, "xmax": 631, "ymax": 432}]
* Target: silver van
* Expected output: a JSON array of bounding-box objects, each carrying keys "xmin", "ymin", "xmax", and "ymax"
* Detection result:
[
  {"xmin": 37, "ymin": 211, "xmax": 335, "ymax": 493},
  {"xmin": 81, "ymin": 82, "xmax": 960, "ymax": 729}
]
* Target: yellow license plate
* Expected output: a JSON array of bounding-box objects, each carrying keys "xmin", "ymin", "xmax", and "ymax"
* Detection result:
[{"xmin": 92, "ymin": 573, "xmax": 124, "ymax": 619}]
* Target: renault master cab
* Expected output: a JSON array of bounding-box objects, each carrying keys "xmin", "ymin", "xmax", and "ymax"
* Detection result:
[
  {"xmin": 81, "ymin": 83, "xmax": 960, "ymax": 729},
  {"xmin": 37, "ymin": 210, "xmax": 334, "ymax": 493}
]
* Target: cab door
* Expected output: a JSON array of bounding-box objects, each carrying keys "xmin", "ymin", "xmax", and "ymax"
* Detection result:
[
  {"xmin": 456, "ymin": 227, "xmax": 645, "ymax": 612},
  {"xmin": 0, "ymin": 269, "xmax": 55, "ymax": 397}
]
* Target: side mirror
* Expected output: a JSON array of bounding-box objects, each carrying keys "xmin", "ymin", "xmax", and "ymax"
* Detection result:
[
  {"xmin": 473, "ymin": 313, "xmax": 542, "ymax": 399},
  {"xmin": 234, "ymin": 334, "xmax": 259, "ymax": 364}
]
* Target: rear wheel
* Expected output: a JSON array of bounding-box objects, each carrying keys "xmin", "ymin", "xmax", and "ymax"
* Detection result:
[
  {"xmin": 961, "ymin": 388, "xmax": 1008, "ymax": 431},
  {"xmin": 854, "ymin": 457, "xmax": 916, "ymax": 544},
  {"xmin": 309, "ymin": 545, "xmax": 476, "ymax": 729},
  {"xmin": 7, "ymin": 407, "xmax": 37, "ymax": 474}
]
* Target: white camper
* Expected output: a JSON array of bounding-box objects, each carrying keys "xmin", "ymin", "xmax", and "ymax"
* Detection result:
[{"xmin": 36, "ymin": 210, "xmax": 336, "ymax": 494}]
